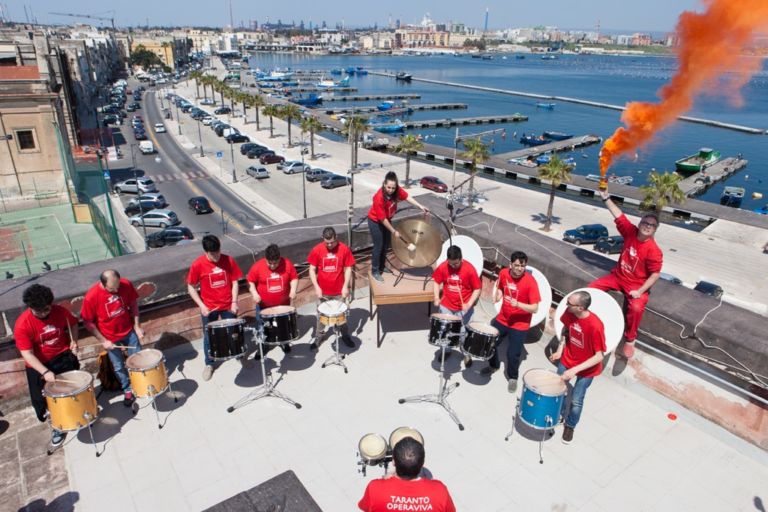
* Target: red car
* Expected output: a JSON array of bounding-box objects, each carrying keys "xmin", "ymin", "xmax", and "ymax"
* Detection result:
[
  {"xmin": 259, "ymin": 153, "xmax": 285, "ymax": 165},
  {"xmin": 420, "ymin": 176, "xmax": 448, "ymax": 193}
]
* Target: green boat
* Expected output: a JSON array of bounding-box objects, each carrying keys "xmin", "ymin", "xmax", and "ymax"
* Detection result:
[{"xmin": 675, "ymin": 147, "xmax": 721, "ymax": 174}]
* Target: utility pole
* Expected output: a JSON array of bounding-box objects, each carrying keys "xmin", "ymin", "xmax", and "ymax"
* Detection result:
[
  {"xmin": 130, "ymin": 144, "xmax": 149, "ymax": 250},
  {"xmin": 230, "ymin": 140, "xmax": 237, "ymax": 183}
]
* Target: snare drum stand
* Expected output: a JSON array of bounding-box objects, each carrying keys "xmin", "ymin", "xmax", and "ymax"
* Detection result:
[
  {"xmin": 398, "ymin": 329, "xmax": 464, "ymax": 431},
  {"xmin": 505, "ymin": 402, "xmax": 556, "ymax": 464},
  {"xmin": 227, "ymin": 326, "xmax": 302, "ymax": 413},
  {"xmin": 46, "ymin": 411, "xmax": 101, "ymax": 457},
  {"xmin": 321, "ymin": 324, "xmax": 348, "ymax": 373},
  {"xmin": 133, "ymin": 382, "xmax": 178, "ymax": 429}
]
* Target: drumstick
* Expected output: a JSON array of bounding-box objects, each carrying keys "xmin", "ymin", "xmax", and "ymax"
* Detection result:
[
  {"xmin": 397, "ymin": 232, "xmax": 417, "ymax": 252},
  {"xmin": 66, "ymin": 320, "xmax": 76, "ymax": 348},
  {"xmin": 52, "ymin": 378, "xmax": 81, "ymax": 384}
]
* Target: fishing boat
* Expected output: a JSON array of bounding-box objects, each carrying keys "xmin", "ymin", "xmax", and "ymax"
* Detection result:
[
  {"xmin": 720, "ymin": 186, "xmax": 745, "ymax": 208},
  {"xmin": 586, "ymin": 174, "xmax": 633, "ymax": 185},
  {"xmin": 395, "ymin": 72, "xmax": 413, "ymax": 82},
  {"xmin": 536, "ymin": 102, "xmax": 556, "ymax": 110},
  {"xmin": 543, "ymin": 131, "xmax": 572, "ymax": 141},
  {"xmin": 536, "ymin": 155, "xmax": 576, "ymax": 166},
  {"xmin": 675, "ymin": 147, "xmax": 721, "ymax": 174},
  {"xmin": 292, "ymin": 93, "xmax": 322, "ymax": 107},
  {"xmin": 368, "ymin": 119, "xmax": 406, "ymax": 133},
  {"xmin": 519, "ymin": 134, "xmax": 549, "ymax": 146},
  {"xmin": 508, "ymin": 157, "xmax": 538, "ymax": 168},
  {"xmin": 316, "ymin": 75, "xmax": 351, "ymax": 89},
  {"xmin": 377, "ymin": 101, "xmax": 395, "ymax": 111}
]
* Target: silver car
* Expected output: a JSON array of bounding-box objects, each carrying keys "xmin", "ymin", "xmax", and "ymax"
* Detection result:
[
  {"xmin": 130, "ymin": 193, "xmax": 167, "ymax": 207},
  {"xmin": 128, "ymin": 209, "xmax": 180, "ymax": 228},
  {"xmin": 279, "ymin": 161, "xmax": 310, "ymax": 174},
  {"xmin": 114, "ymin": 177, "xmax": 157, "ymax": 194},
  {"xmin": 246, "ymin": 166, "xmax": 269, "ymax": 179}
]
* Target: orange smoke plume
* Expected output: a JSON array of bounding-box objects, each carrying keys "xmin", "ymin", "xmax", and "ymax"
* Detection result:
[{"xmin": 600, "ymin": 0, "xmax": 768, "ymax": 176}]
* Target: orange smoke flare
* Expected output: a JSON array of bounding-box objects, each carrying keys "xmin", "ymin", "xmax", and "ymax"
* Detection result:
[{"xmin": 599, "ymin": 0, "xmax": 768, "ymax": 178}]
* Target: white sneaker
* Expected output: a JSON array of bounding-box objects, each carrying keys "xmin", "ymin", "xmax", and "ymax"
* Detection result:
[{"xmin": 202, "ymin": 365, "xmax": 214, "ymax": 381}]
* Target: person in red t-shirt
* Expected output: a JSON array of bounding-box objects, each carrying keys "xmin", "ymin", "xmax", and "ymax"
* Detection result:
[
  {"xmin": 247, "ymin": 243, "xmax": 298, "ymax": 356},
  {"xmin": 81, "ymin": 269, "xmax": 143, "ymax": 406},
  {"xmin": 432, "ymin": 245, "xmax": 481, "ymax": 366},
  {"xmin": 358, "ymin": 436, "xmax": 456, "ymax": 512},
  {"xmin": 367, "ymin": 171, "xmax": 429, "ymax": 282},
  {"xmin": 14, "ymin": 284, "xmax": 80, "ymax": 447},
  {"xmin": 187, "ymin": 235, "xmax": 244, "ymax": 381},
  {"xmin": 489, "ymin": 251, "xmax": 541, "ymax": 393},
  {"xmin": 307, "ymin": 227, "xmax": 356, "ymax": 350},
  {"xmin": 590, "ymin": 189, "xmax": 663, "ymax": 359},
  {"xmin": 549, "ymin": 290, "xmax": 606, "ymax": 445}
]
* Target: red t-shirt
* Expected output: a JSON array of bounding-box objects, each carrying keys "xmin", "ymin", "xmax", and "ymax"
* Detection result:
[
  {"xmin": 433, "ymin": 260, "xmax": 481, "ymax": 311},
  {"xmin": 307, "ymin": 241, "xmax": 355, "ymax": 296},
  {"xmin": 14, "ymin": 306, "xmax": 78, "ymax": 367},
  {"xmin": 368, "ymin": 187, "xmax": 409, "ymax": 222},
  {"xmin": 612, "ymin": 214, "xmax": 663, "ymax": 288},
  {"xmin": 560, "ymin": 311, "xmax": 607, "ymax": 378},
  {"xmin": 81, "ymin": 278, "xmax": 139, "ymax": 342},
  {"xmin": 358, "ymin": 477, "xmax": 456, "ymax": 512},
  {"xmin": 187, "ymin": 254, "xmax": 243, "ymax": 311},
  {"xmin": 496, "ymin": 268, "xmax": 541, "ymax": 329},
  {"xmin": 246, "ymin": 257, "xmax": 298, "ymax": 308}
]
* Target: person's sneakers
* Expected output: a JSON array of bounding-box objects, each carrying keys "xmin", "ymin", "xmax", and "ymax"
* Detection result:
[
  {"xmin": 507, "ymin": 379, "xmax": 518, "ymax": 393},
  {"xmin": 282, "ymin": 344, "xmax": 292, "ymax": 354},
  {"xmin": 372, "ymin": 271, "xmax": 384, "ymax": 283},
  {"xmin": 341, "ymin": 335, "xmax": 355, "ymax": 348},
  {"xmin": 202, "ymin": 365, "xmax": 214, "ymax": 381},
  {"xmin": 480, "ymin": 365, "xmax": 499, "ymax": 375},
  {"xmin": 463, "ymin": 355, "xmax": 473, "ymax": 368},
  {"xmin": 562, "ymin": 425, "xmax": 575, "ymax": 445},
  {"xmin": 622, "ymin": 340, "xmax": 636, "ymax": 359},
  {"xmin": 51, "ymin": 430, "xmax": 66, "ymax": 447},
  {"xmin": 309, "ymin": 340, "xmax": 319, "ymax": 351},
  {"xmin": 381, "ymin": 267, "xmax": 394, "ymax": 274},
  {"xmin": 123, "ymin": 391, "xmax": 135, "ymax": 407}
]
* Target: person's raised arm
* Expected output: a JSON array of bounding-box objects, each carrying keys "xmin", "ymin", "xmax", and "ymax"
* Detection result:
[{"xmin": 598, "ymin": 189, "xmax": 622, "ymax": 219}]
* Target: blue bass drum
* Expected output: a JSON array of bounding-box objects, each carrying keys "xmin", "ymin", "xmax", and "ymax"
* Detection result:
[{"xmin": 519, "ymin": 368, "xmax": 566, "ymax": 429}]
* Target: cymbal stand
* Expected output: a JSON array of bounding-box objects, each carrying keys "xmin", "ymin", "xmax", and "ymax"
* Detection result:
[
  {"xmin": 321, "ymin": 324, "xmax": 348, "ymax": 373},
  {"xmin": 398, "ymin": 328, "xmax": 464, "ymax": 431},
  {"xmin": 227, "ymin": 326, "xmax": 302, "ymax": 413}
]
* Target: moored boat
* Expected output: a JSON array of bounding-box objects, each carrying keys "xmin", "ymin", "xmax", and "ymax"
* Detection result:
[
  {"xmin": 519, "ymin": 134, "xmax": 548, "ymax": 146},
  {"xmin": 395, "ymin": 72, "xmax": 412, "ymax": 82},
  {"xmin": 586, "ymin": 174, "xmax": 633, "ymax": 185},
  {"xmin": 720, "ymin": 186, "xmax": 745, "ymax": 207},
  {"xmin": 368, "ymin": 119, "xmax": 406, "ymax": 133},
  {"xmin": 536, "ymin": 102, "xmax": 556, "ymax": 110},
  {"xmin": 543, "ymin": 130, "xmax": 572, "ymax": 140},
  {"xmin": 675, "ymin": 147, "xmax": 721, "ymax": 174}
]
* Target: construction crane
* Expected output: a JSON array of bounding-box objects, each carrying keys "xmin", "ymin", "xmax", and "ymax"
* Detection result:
[{"xmin": 49, "ymin": 11, "xmax": 116, "ymax": 30}]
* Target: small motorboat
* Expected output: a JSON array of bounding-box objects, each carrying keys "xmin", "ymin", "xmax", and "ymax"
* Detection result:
[
  {"xmin": 720, "ymin": 186, "xmax": 745, "ymax": 208},
  {"xmin": 543, "ymin": 131, "xmax": 572, "ymax": 141},
  {"xmin": 395, "ymin": 72, "xmax": 412, "ymax": 82},
  {"xmin": 536, "ymin": 102, "xmax": 556, "ymax": 110}
]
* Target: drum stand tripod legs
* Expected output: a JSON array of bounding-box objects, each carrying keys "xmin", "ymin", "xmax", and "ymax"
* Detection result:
[
  {"xmin": 504, "ymin": 401, "xmax": 554, "ymax": 464},
  {"xmin": 227, "ymin": 330, "xmax": 302, "ymax": 413},
  {"xmin": 134, "ymin": 383, "xmax": 178, "ymax": 429},
  {"xmin": 321, "ymin": 325, "xmax": 348, "ymax": 373},
  {"xmin": 398, "ymin": 341, "xmax": 465, "ymax": 431}
]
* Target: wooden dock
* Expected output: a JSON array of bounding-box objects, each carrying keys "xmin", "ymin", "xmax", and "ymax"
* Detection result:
[
  {"xmin": 677, "ymin": 157, "xmax": 749, "ymax": 197},
  {"xmin": 497, "ymin": 135, "xmax": 603, "ymax": 161},
  {"xmin": 321, "ymin": 94, "xmax": 422, "ymax": 103},
  {"xmin": 321, "ymin": 103, "xmax": 467, "ymax": 115},
  {"xmin": 403, "ymin": 114, "xmax": 528, "ymax": 129}
]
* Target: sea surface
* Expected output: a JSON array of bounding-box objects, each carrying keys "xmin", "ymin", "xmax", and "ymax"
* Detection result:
[{"xmin": 248, "ymin": 53, "xmax": 768, "ymax": 211}]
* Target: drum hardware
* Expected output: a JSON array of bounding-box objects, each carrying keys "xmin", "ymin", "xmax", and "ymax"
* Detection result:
[
  {"xmin": 43, "ymin": 370, "xmax": 101, "ymax": 457},
  {"xmin": 127, "ymin": 348, "xmax": 177, "ymax": 429},
  {"xmin": 206, "ymin": 318, "xmax": 247, "ymax": 361},
  {"xmin": 398, "ymin": 322, "xmax": 465, "ymax": 431},
  {"xmin": 261, "ymin": 306, "xmax": 299, "ymax": 346},
  {"xmin": 461, "ymin": 323, "xmax": 499, "ymax": 361},
  {"xmin": 318, "ymin": 299, "xmax": 350, "ymax": 374},
  {"xmin": 227, "ymin": 324, "xmax": 302, "ymax": 413}
]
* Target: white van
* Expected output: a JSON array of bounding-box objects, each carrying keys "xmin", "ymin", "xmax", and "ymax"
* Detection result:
[{"xmin": 139, "ymin": 141, "xmax": 154, "ymax": 154}]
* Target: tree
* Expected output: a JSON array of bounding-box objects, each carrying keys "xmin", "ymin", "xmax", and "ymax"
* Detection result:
[
  {"xmin": 640, "ymin": 171, "xmax": 685, "ymax": 213},
  {"xmin": 538, "ymin": 155, "xmax": 574, "ymax": 232},
  {"xmin": 238, "ymin": 92, "xmax": 250, "ymax": 124},
  {"xmin": 460, "ymin": 137, "xmax": 490, "ymax": 208},
  {"xmin": 300, "ymin": 116, "xmax": 324, "ymax": 159},
  {"xmin": 199, "ymin": 75, "xmax": 214, "ymax": 103},
  {"xmin": 250, "ymin": 94, "xmax": 265, "ymax": 130},
  {"xmin": 131, "ymin": 45, "xmax": 165, "ymax": 71},
  {"xmin": 344, "ymin": 116, "xmax": 368, "ymax": 170},
  {"xmin": 279, "ymin": 104, "xmax": 302, "ymax": 147},
  {"xmin": 262, "ymin": 104, "xmax": 280, "ymax": 138},
  {"xmin": 189, "ymin": 70, "xmax": 202, "ymax": 99},
  {"xmin": 395, "ymin": 134, "xmax": 424, "ymax": 188}
]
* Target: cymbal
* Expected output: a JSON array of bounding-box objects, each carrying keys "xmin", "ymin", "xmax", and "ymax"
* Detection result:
[{"xmin": 391, "ymin": 218, "xmax": 443, "ymax": 268}]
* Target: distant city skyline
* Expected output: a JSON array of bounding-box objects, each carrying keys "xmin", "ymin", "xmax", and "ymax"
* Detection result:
[{"xmin": 9, "ymin": 0, "xmax": 703, "ymax": 33}]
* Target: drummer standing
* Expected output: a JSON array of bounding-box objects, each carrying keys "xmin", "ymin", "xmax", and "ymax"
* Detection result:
[
  {"xmin": 81, "ymin": 270, "xmax": 143, "ymax": 406},
  {"xmin": 432, "ymin": 245, "xmax": 481, "ymax": 366},
  {"xmin": 367, "ymin": 171, "xmax": 429, "ymax": 282},
  {"xmin": 591, "ymin": 189, "xmax": 663, "ymax": 359},
  {"xmin": 488, "ymin": 251, "xmax": 541, "ymax": 392},
  {"xmin": 308, "ymin": 227, "xmax": 355, "ymax": 349},
  {"xmin": 247, "ymin": 243, "xmax": 298, "ymax": 355},
  {"xmin": 14, "ymin": 284, "xmax": 80, "ymax": 447},
  {"xmin": 549, "ymin": 291, "xmax": 606, "ymax": 444},
  {"xmin": 187, "ymin": 235, "xmax": 244, "ymax": 381}
]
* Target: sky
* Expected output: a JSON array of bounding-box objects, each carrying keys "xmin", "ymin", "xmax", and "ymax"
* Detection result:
[{"xmin": 11, "ymin": 0, "xmax": 704, "ymax": 33}]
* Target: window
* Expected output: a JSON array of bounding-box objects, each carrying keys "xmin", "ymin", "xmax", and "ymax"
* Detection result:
[{"xmin": 16, "ymin": 130, "xmax": 36, "ymax": 150}]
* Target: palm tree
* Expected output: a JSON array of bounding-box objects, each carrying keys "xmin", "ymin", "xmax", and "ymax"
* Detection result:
[
  {"xmin": 239, "ymin": 92, "xmax": 250, "ymax": 124},
  {"xmin": 344, "ymin": 115, "xmax": 368, "ymax": 170},
  {"xmin": 190, "ymin": 70, "xmax": 202, "ymax": 99},
  {"xmin": 250, "ymin": 94, "xmax": 265, "ymax": 130},
  {"xmin": 262, "ymin": 104, "xmax": 280, "ymax": 138},
  {"xmin": 300, "ymin": 116, "xmax": 324, "ymax": 159},
  {"xmin": 539, "ymin": 155, "xmax": 574, "ymax": 232},
  {"xmin": 214, "ymin": 79, "xmax": 226, "ymax": 105},
  {"xmin": 640, "ymin": 171, "xmax": 685, "ymax": 213},
  {"xmin": 460, "ymin": 137, "xmax": 490, "ymax": 208},
  {"xmin": 395, "ymin": 134, "xmax": 424, "ymax": 188},
  {"xmin": 279, "ymin": 104, "xmax": 303, "ymax": 147}
]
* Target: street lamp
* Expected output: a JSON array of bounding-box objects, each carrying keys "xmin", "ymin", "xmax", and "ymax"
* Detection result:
[
  {"xmin": 197, "ymin": 117, "xmax": 205, "ymax": 157},
  {"xmin": 300, "ymin": 134, "xmax": 308, "ymax": 219},
  {"xmin": 450, "ymin": 126, "xmax": 506, "ymax": 213},
  {"xmin": 129, "ymin": 144, "xmax": 149, "ymax": 251},
  {"xmin": 229, "ymin": 139, "xmax": 237, "ymax": 183},
  {"xmin": 175, "ymin": 99, "xmax": 182, "ymax": 135}
]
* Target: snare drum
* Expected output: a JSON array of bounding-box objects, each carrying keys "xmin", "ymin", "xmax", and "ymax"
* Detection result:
[
  {"xmin": 43, "ymin": 370, "xmax": 98, "ymax": 432},
  {"xmin": 519, "ymin": 368, "xmax": 566, "ymax": 429},
  {"xmin": 428, "ymin": 313, "xmax": 462, "ymax": 347},
  {"xmin": 461, "ymin": 323, "xmax": 499, "ymax": 361},
  {"xmin": 207, "ymin": 318, "xmax": 246, "ymax": 360},
  {"xmin": 358, "ymin": 433, "xmax": 388, "ymax": 465},
  {"xmin": 318, "ymin": 300, "xmax": 349, "ymax": 326},
  {"xmin": 388, "ymin": 426, "xmax": 424, "ymax": 450},
  {"xmin": 127, "ymin": 349, "xmax": 169, "ymax": 398},
  {"xmin": 261, "ymin": 305, "xmax": 298, "ymax": 344}
]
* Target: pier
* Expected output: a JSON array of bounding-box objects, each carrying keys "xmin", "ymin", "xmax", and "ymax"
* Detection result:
[
  {"xmin": 321, "ymin": 94, "xmax": 422, "ymax": 102},
  {"xmin": 321, "ymin": 103, "xmax": 467, "ymax": 115},
  {"xmin": 404, "ymin": 113, "xmax": 527, "ymax": 129},
  {"xmin": 282, "ymin": 86, "xmax": 358, "ymax": 93},
  {"xmin": 677, "ymin": 157, "xmax": 749, "ymax": 197},
  {"xmin": 497, "ymin": 135, "xmax": 602, "ymax": 161}
]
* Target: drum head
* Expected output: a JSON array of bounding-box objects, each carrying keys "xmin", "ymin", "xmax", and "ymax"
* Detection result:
[
  {"xmin": 431, "ymin": 313, "xmax": 461, "ymax": 322},
  {"xmin": 493, "ymin": 266, "xmax": 552, "ymax": 327},
  {"xmin": 553, "ymin": 288, "xmax": 624, "ymax": 354},
  {"xmin": 127, "ymin": 348, "xmax": 163, "ymax": 370},
  {"xmin": 207, "ymin": 317, "xmax": 245, "ymax": 329},
  {"xmin": 359, "ymin": 433, "xmax": 387, "ymax": 460},
  {"xmin": 467, "ymin": 322, "xmax": 498, "ymax": 336},
  {"xmin": 523, "ymin": 368, "xmax": 566, "ymax": 396},
  {"xmin": 318, "ymin": 300, "xmax": 348, "ymax": 315},
  {"xmin": 43, "ymin": 370, "xmax": 92, "ymax": 397},
  {"xmin": 389, "ymin": 426, "xmax": 424, "ymax": 448},
  {"xmin": 435, "ymin": 235, "xmax": 483, "ymax": 277},
  {"xmin": 261, "ymin": 305, "xmax": 296, "ymax": 316}
]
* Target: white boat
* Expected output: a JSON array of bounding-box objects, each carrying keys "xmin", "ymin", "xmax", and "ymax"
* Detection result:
[{"xmin": 585, "ymin": 174, "xmax": 633, "ymax": 185}]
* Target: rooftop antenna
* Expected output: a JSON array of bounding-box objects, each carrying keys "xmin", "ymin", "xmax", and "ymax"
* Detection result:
[
  {"xmin": 229, "ymin": 0, "xmax": 234, "ymax": 29},
  {"xmin": 484, "ymin": 8, "xmax": 489, "ymax": 33}
]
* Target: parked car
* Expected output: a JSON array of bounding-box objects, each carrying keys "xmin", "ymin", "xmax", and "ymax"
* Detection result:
[
  {"xmin": 259, "ymin": 153, "xmax": 285, "ymax": 165},
  {"xmin": 127, "ymin": 102, "xmax": 141, "ymax": 110},
  {"xmin": 214, "ymin": 106, "xmax": 232, "ymax": 115},
  {"xmin": 114, "ymin": 177, "xmax": 157, "ymax": 194},
  {"xmin": 188, "ymin": 196, "xmax": 214, "ymax": 214},
  {"xmin": 246, "ymin": 147, "xmax": 273, "ymax": 159},
  {"xmin": 214, "ymin": 124, "xmax": 230, "ymax": 136},
  {"xmin": 126, "ymin": 104, "xmax": 137, "ymax": 112},
  {"xmin": 562, "ymin": 224, "xmax": 609, "ymax": 245},
  {"xmin": 280, "ymin": 161, "xmax": 310, "ymax": 174},
  {"xmin": 321, "ymin": 174, "xmax": 350, "ymax": 189},
  {"xmin": 146, "ymin": 227, "xmax": 194, "ymax": 248},
  {"xmin": 246, "ymin": 166, "xmax": 270, "ymax": 179},
  {"xmin": 419, "ymin": 176, "xmax": 448, "ymax": 193},
  {"xmin": 306, "ymin": 168, "xmax": 332, "ymax": 182},
  {"xmin": 133, "ymin": 130, "xmax": 147, "ymax": 141},
  {"xmin": 102, "ymin": 114, "xmax": 120, "ymax": 126},
  {"xmin": 659, "ymin": 272, "xmax": 683, "ymax": 285},
  {"xmin": 594, "ymin": 236, "xmax": 624, "ymax": 255},
  {"xmin": 201, "ymin": 116, "xmax": 215, "ymax": 126},
  {"xmin": 693, "ymin": 281, "xmax": 724, "ymax": 299},
  {"xmin": 130, "ymin": 193, "xmax": 166, "ymax": 207},
  {"xmin": 154, "ymin": 123, "xmax": 166, "ymax": 133},
  {"xmin": 124, "ymin": 200, "xmax": 161, "ymax": 216},
  {"xmin": 128, "ymin": 210, "xmax": 180, "ymax": 228},
  {"xmin": 225, "ymin": 132, "xmax": 250, "ymax": 143},
  {"xmin": 200, "ymin": 98, "xmax": 215, "ymax": 105},
  {"xmin": 241, "ymin": 143, "xmax": 267, "ymax": 155}
]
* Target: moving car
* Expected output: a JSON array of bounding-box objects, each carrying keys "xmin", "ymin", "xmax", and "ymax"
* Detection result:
[
  {"xmin": 188, "ymin": 196, "xmax": 214, "ymax": 214},
  {"xmin": 594, "ymin": 236, "xmax": 624, "ymax": 255},
  {"xmin": 246, "ymin": 166, "xmax": 270, "ymax": 179},
  {"xmin": 562, "ymin": 224, "xmax": 609, "ymax": 245},
  {"xmin": 225, "ymin": 132, "xmax": 250, "ymax": 143},
  {"xmin": 114, "ymin": 177, "xmax": 157, "ymax": 194},
  {"xmin": 146, "ymin": 227, "xmax": 194, "ymax": 248},
  {"xmin": 420, "ymin": 176, "xmax": 448, "ymax": 193},
  {"xmin": 154, "ymin": 123, "xmax": 166, "ymax": 133},
  {"xmin": 128, "ymin": 210, "xmax": 180, "ymax": 228},
  {"xmin": 214, "ymin": 106, "xmax": 232, "ymax": 115},
  {"xmin": 321, "ymin": 174, "xmax": 350, "ymax": 189},
  {"xmin": 259, "ymin": 153, "xmax": 285, "ymax": 165}
]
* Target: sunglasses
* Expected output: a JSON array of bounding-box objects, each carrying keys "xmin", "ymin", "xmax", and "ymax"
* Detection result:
[{"xmin": 640, "ymin": 221, "xmax": 658, "ymax": 228}]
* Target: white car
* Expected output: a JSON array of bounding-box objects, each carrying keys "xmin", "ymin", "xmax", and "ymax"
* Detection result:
[
  {"xmin": 154, "ymin": 123, "xmax": 166, "ymax": 133},
  {"xmin": 202, "ymin": 116, "xmax": 215, "ymax": 126},
  {"xmin": 200, "ymin": 98, "xmax": 215, "ymax": 105}
]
